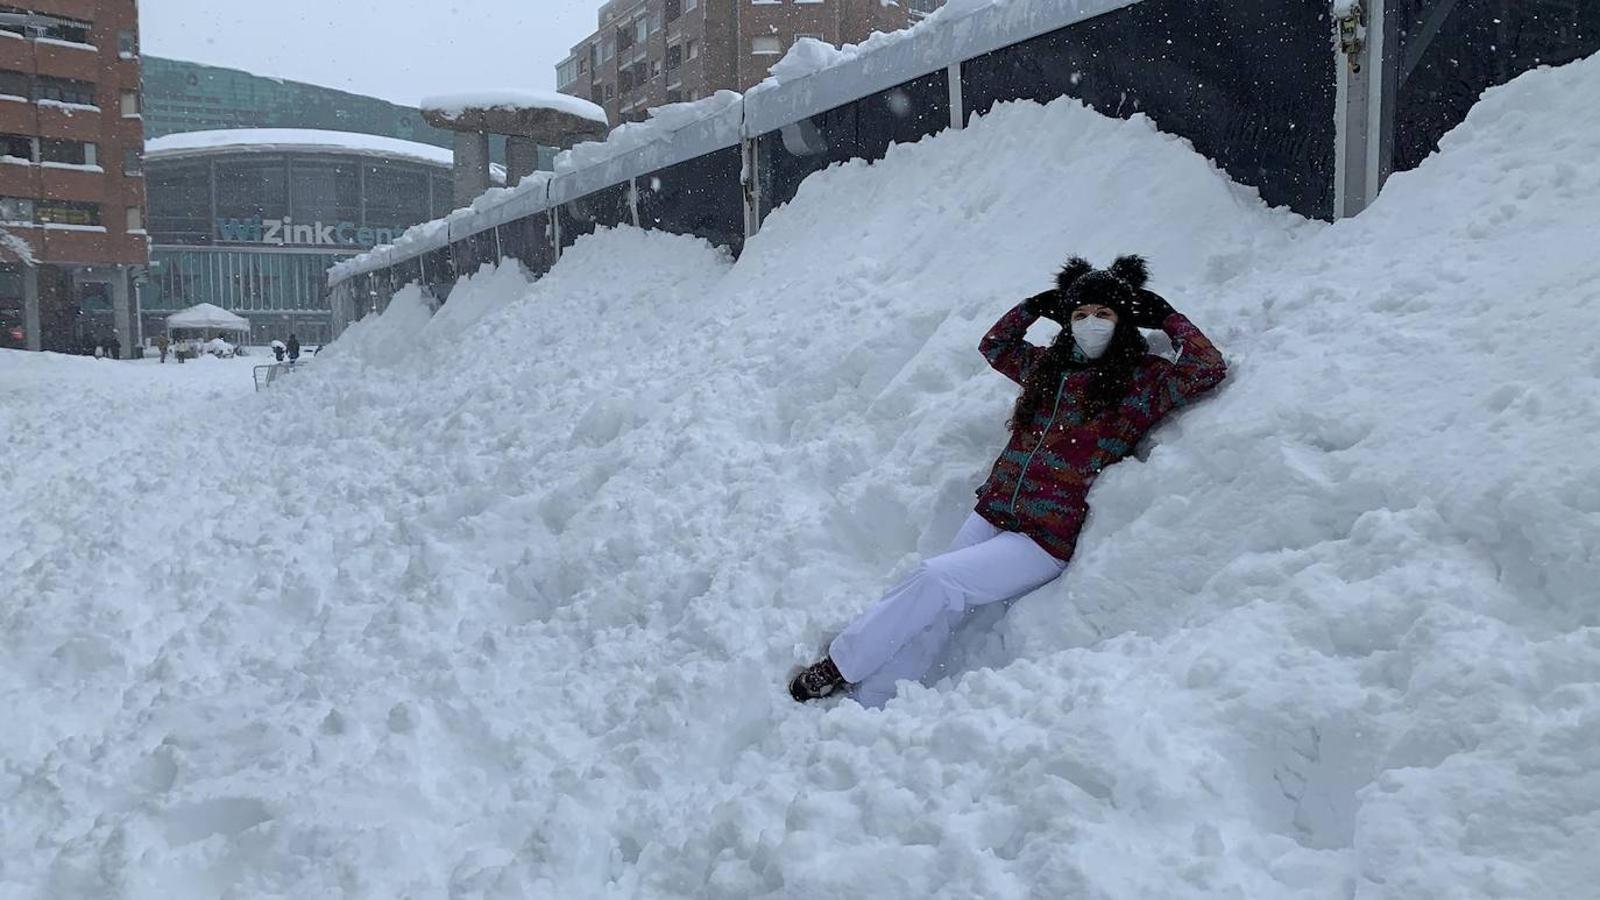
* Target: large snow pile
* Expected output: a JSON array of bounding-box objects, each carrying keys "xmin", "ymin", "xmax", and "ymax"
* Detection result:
[{"xmin": 4, "ymin": 53, "xmax": 1600, "ymax": 898}]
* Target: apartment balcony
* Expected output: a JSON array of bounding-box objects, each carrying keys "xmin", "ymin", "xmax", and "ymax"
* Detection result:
[
  {"xmin": 38, "ymin": 161, "xmax": 106, "ymax": 201},
  {"xmin": 35, "ymin": 100, "xmax": 101, "ymax": 141}
]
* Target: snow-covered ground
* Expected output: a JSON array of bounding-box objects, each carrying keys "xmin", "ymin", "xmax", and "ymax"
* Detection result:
[{"xmin": 4, "ymin": 53, "xmax": 1599, "ymax": 899}]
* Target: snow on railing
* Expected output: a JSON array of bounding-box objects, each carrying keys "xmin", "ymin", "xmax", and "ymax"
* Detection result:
[{"xmin": 328, "ymin": 0, "xmax": 1139, "ymax": 288}]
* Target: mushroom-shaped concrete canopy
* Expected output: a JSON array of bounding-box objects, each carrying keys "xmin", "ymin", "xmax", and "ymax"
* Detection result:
[{"xmin": 421, "ymin": 91, "xmax": 611, "ymax": 202}]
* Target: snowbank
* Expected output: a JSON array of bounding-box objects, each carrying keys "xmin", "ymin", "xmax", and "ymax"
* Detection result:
[{"xmin": 5, "ymin": 52, "xmax": 1600, "ymax": 899}]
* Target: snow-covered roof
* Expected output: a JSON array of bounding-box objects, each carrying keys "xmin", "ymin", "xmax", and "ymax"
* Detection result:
[
  {"xmin": 420, "ymin": 90, "xmax": 609, "ymax": 125},
  {"xmin": 146, "ymin": 128, "xmax": 457, "ymax": 170}
]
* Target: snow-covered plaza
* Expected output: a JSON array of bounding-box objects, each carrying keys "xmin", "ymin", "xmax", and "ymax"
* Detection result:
[{"xmin": 4, "ymin": 45, "xmax": 1600, "ymax": 900}]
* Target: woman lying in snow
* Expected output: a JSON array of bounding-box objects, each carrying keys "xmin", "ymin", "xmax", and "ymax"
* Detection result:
[{"xmin": 791, "ymin": 254, "xmax": 1228, "ymax": 707}]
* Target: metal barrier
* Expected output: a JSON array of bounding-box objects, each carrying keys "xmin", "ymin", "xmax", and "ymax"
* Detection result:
[{"xmin": 253, "ymin": 362, "xmax": 299, "ymax": 392}]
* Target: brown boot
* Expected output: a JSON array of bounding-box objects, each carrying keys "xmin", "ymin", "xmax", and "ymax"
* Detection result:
[{"xmin": 789, "ymin": 656, "xmax": 848, "ymax": 702}]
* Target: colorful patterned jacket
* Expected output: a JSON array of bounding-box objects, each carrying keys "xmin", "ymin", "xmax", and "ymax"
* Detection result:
[{"xmin": 973, "ymin": 304, "xmax": 1227, "ymax": 561}]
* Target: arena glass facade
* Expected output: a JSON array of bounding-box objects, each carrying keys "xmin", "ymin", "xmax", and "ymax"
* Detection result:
[{"xmin": 143, "ymin": 131, "xmax": 467, "ymax": 344}]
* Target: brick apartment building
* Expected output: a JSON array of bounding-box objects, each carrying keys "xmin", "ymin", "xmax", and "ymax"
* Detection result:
[
  {"xmin": 0, "ymin": 0, "xmax": 146, "ymax": 356},
  {"xmin": 556, "ymin": 0, "xmax": 927, "ymax": 126}
]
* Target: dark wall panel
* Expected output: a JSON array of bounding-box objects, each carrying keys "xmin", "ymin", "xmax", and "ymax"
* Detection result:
[
  {"xmin": 558, "ymin": 182, "xmax": 633, "ymax": 250},
  {"xmin": 467, "ymin": 229, "xmax": 499, "ymax": 269},
  {"xmin": 636, "ymin": 146, "xmax": 745, "ymax": 255},
  {"xmin": 498, "ymin": 212, "xmax": 556, "ymax": 276},
  {"xmin": 758, "ymin": 68, "xmax": 951, "ymax": 217},
  {"xmin": 395, "ymin": 257, "xmax": 421, "ymax": 290},
  {"xmin": 961, "ymin": 0, "xmax": 1337, "ymax": 219},
  {"xmin": 449, "ymin": 240, "xmax": 473, "ymax": 282},
  {"xmin": 1391, "ymin": 0, "xmax": 1600, "ymax": 173},
  {"xmin": 421, "ymin": 246, "xmax": 454, "ymax": 290}
]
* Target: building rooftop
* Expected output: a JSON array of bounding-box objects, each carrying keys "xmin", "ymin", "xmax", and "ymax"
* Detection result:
[
  {"xmin": 419, "ymin": 91, "xmax": 609, "ymax": 126},
  {"xmin": 146, "ymin": 128, "xmax": 466, "ymax": 171}
]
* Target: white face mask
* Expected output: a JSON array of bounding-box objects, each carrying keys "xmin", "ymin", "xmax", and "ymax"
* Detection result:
[{"xmin": 1071, "ymin": 317, "xmax": 1116, "ymax": 359}]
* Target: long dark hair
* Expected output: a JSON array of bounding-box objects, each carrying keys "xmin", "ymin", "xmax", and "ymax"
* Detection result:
[{"xmin": 1008, "ymin": 320, "xmax": 1147, "ymax": 431}]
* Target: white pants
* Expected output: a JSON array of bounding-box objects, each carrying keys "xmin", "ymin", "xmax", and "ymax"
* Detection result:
[{"xmin": 829, "ymin": 512, "xmax": 1069, "ymax": 708}]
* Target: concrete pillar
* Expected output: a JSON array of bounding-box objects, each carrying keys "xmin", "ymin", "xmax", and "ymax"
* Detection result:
[
  {"xmin": 505, "ymin": 135, "xmax": 542, "ymax": 188},
  {"xmin": 110, "ymin": 267, "xmax": 133, "ymax": 358},
  {"xmin": 453, "ymin": 131, "xmax": 492, "ymax": 208},
  {"xmin": 22, "ymin": 264, "xmax": 39, "ymax": 351}
]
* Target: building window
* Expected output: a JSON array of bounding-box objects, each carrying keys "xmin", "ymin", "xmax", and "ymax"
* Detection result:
[
  {"xmin": 685, "ymin": 0, "xmax": 698, "ymax": 10},
  {"xmin": 126, "ymin": 206, "xmax": 143, "ymax": 232},
  {"xmin": 666, "ymin": 88, "xmax": 683, "ymax": 104},
  {"xmin": 0, "ymin": 13, "xmax": 91, "ymax": 44},
  {"xmin": 35, "ymin": 199, "xmax": 100, "ymax": 227},
  {"xmin": 752, "ymin": 37, "xmax": 783, "ymax": 55},
  {"xmin": 590, "ymin": 43, "xmax": 602, "ymax": 71},
  {"xmin": 123, "ymin": 148, "xmax": 142, "ymax": 176},
  {"xmin": 118, "ymin": 30, "xmax": 137, "ymax": 56},
  {"xmin": 215, "ymin": 160, "xmax": 288, "ymax": 221},
  {"xmin": 40, "ymin": 139, "xmax": 94, "ymax": 166},
  {"xmin": 666, "ymin": 0, "xmax": 681, "ymax": 21},
  {"xmin": 121, "ymin": 91, "xmax": 140, "ymax": 116},
  {"xmin": 635, "ymin": 18, "xmax": 649, "ymax": 45},
  {"xmin": 145, "ymin": 161, "xmax": 210, "ymax": 243},
  {"xmin": 0, "ymin": 196, "xmax": 33, "ymax": 224},
  {"xmin": 0, "ymin": 70, "xmax": 26, "ymax": 100},
  {"xmin": 34, "ymin": 75, "xmax": 97, "ymax": 107},
  {"xmin": 796, "ymin": 33, "xmax": 825, "ymax": 43},
  {"xmin": 289, "ymin": 162, "xmax": 359, "ymax": 225},
  {"xmin": 650, "ymin": 59, "xmax": 661, "ymax": 78},
  {"xmin": 557, "ymin": 59, "xmax": 579, "ymax": 87},
  {"xmin": 0, "ymin": 134, "xmax": 31, "ymax": 162},
  {"xmin": 687, "ymin": 40, "xmax": 699, "ymax": 60},
  {"xmin": 39, "ymin": 16, "xmax": 92, "ymax": 45},
  {"xmin": 666, "ymin": 44, "xmax": 682, "ymax": 70}
]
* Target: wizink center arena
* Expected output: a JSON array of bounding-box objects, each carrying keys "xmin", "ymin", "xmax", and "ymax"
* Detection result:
[{"xmin": 142, "ymin": 128, "xmax": 499, "ymax": 343}]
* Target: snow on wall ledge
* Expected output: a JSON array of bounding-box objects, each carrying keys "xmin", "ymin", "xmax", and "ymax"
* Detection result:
[{"xmin": 6, "ymin": 53, "xmax": 1600, "ymax": 898}]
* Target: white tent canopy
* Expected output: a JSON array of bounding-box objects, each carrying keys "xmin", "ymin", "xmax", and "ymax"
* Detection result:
[{"xmin": 165, "ymin": 303, "xmax": 250, "ymax": 334}]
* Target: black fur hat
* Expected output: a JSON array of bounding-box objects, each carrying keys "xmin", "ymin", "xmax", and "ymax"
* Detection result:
[{"xmin": 1055, "ymin": 255, "xmax": 1149, "ymax": 319}]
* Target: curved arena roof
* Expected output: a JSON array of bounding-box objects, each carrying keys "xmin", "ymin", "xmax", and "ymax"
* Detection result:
[{"xmin": 145, "ymin": 128, "xmax": 507, "ymax": 181}]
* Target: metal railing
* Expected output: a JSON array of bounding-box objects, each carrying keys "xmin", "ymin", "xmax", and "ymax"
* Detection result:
[{"xmin": 252, "ymin": 362, "xmax": 303, "ymax": 391}]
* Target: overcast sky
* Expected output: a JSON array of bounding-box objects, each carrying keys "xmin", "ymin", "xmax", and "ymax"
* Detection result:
[{"xmin": 139, "ymin": 0, "xmax": 600, "ymax": 108}]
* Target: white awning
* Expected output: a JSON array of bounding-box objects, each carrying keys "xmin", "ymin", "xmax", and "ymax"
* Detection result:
[{"xmin": 165, "ymin": 303, "xmax": 251, "ymax": 333}]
